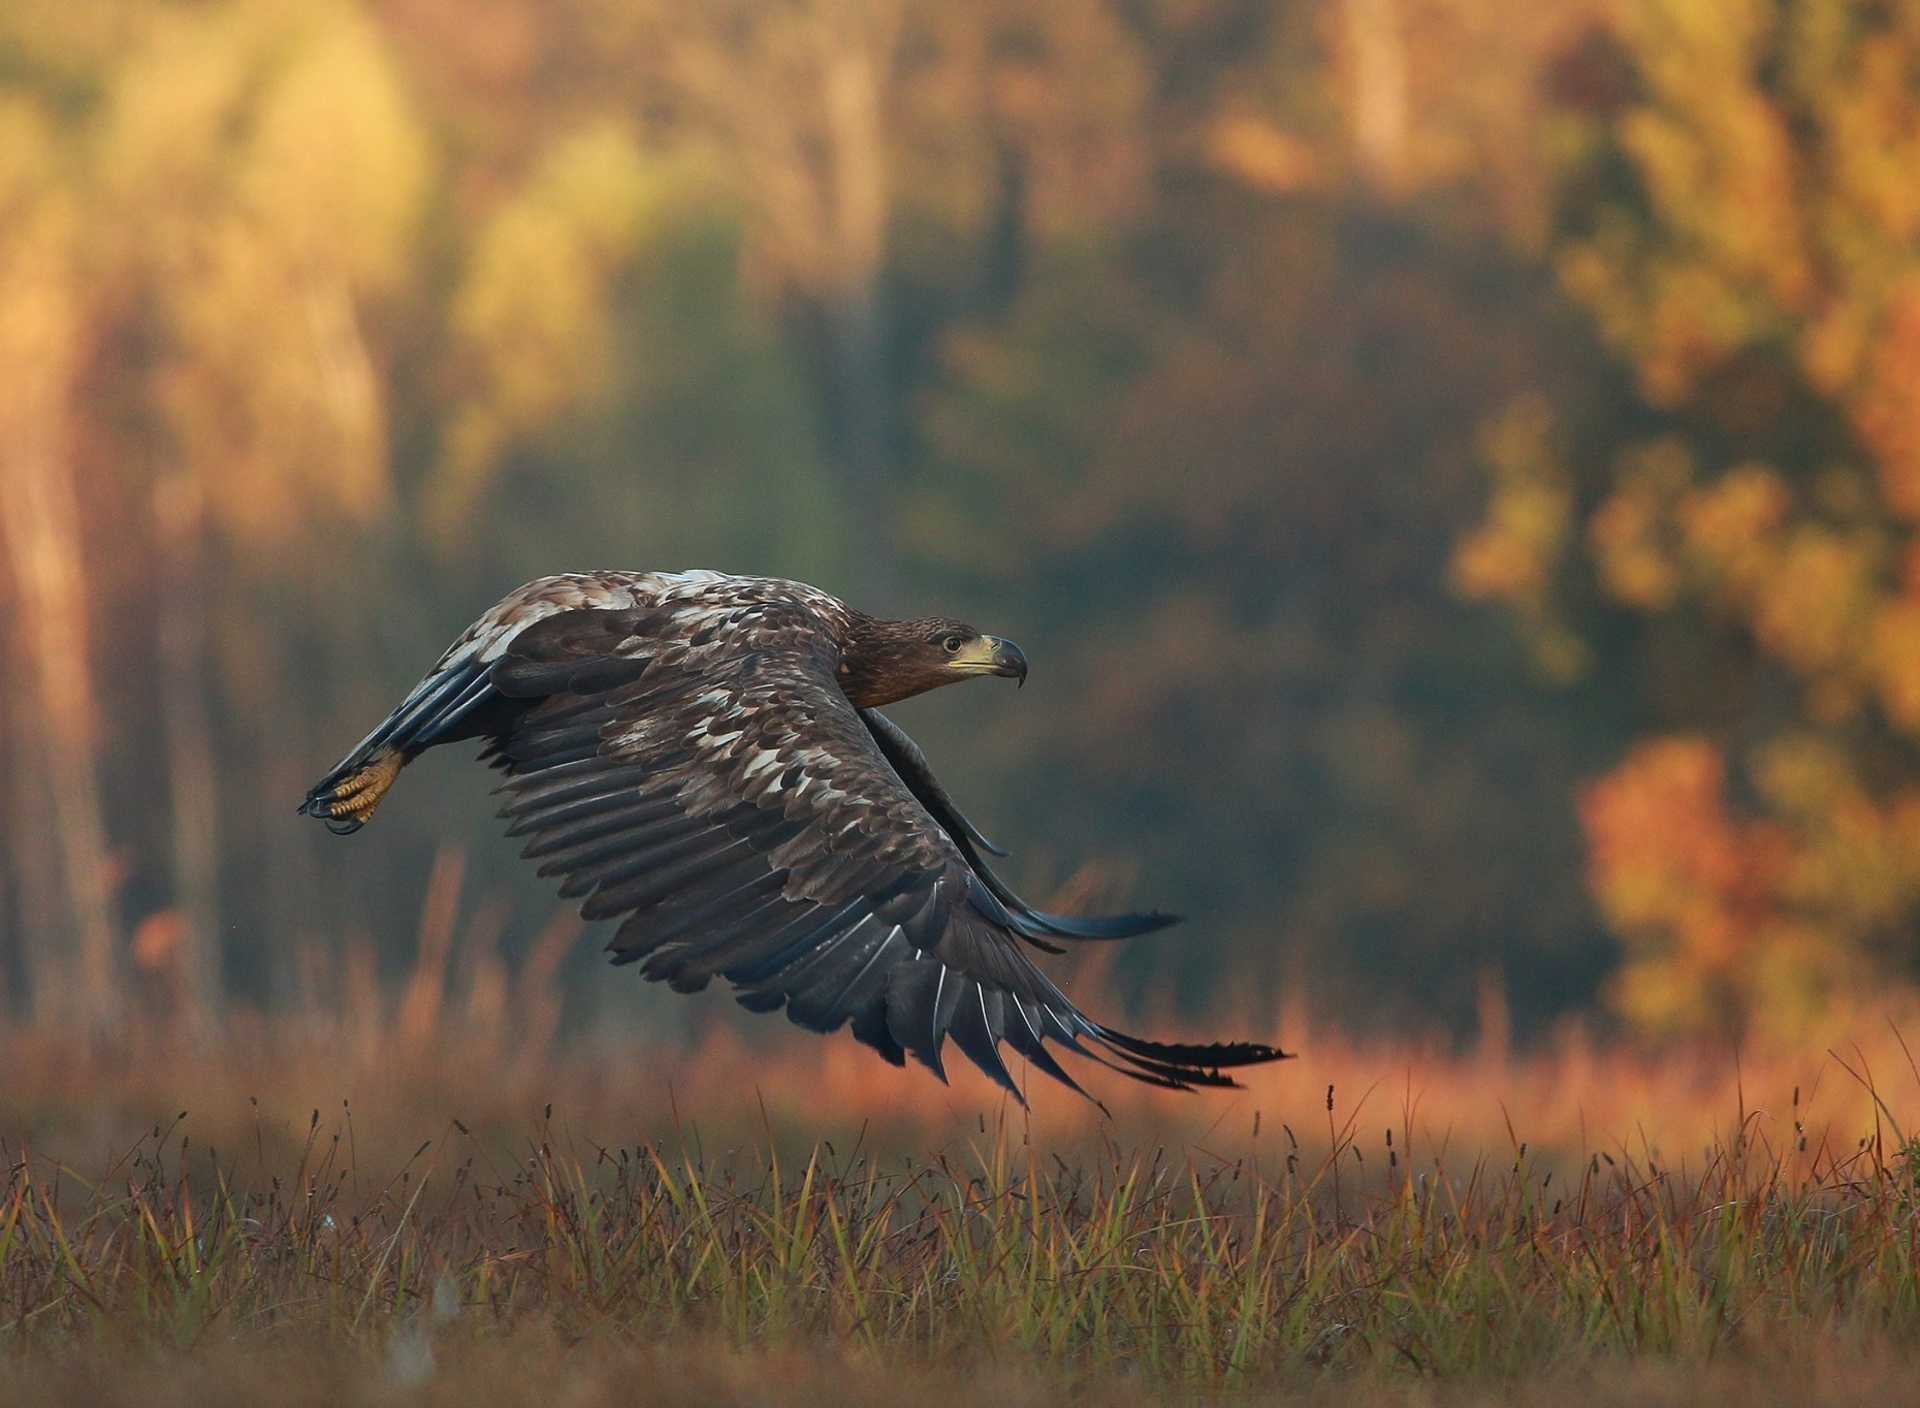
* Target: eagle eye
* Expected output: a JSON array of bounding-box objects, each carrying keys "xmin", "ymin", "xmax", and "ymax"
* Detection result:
[{"xmin": 942, "ymin": 634, "xmax": 964, "ymax": 653}]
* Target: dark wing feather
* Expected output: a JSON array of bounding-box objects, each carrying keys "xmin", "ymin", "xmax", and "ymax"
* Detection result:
[
  {"xmin": 858, "ymin": 709, "xmax": 1009, "ymax": 857},
  {"xmin": 300, "ymin": 575, "xmax": 656, "ymax": 832},
  {"xmin": 489, "ymin": 605, "xmax": 1287, "ymax": 1099},
  {"xmin": 859, "ymin": 708, "xmax": 1180, "ymax": 947}
]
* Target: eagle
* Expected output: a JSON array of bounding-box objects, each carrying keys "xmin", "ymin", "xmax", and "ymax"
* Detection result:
[{"xmin": 301, "ymin": 571, "xmax": 1287, "ymax": 1099}]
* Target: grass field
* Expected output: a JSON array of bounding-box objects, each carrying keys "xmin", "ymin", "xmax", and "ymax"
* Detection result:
[{"xmin": 9, "ymin": 982, "xmax": 1920, "ymax": 1405}]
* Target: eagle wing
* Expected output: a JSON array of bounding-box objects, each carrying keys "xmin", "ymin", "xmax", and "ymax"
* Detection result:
[
  {"xmin": 857, "ymin": 708, "xmax": 1180, "ymax": 949},
  {"xmin": 480, "ymin": 602, "xmax": 1279, "ymax": 1098},
  {"xmin": 301, "ymin": 575, "xmax": 1286, "ymax": 1097}
]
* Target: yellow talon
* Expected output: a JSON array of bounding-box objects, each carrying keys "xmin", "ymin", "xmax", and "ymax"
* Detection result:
[{"xmin": 328, "ymin": 749, "xmax": 406, "ymax": 823}]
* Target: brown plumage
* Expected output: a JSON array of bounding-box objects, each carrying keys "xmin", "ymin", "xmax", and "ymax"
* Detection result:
[{"xmin": 301, "ymin": 571, "xmax": 1289, "ymax": 1100}]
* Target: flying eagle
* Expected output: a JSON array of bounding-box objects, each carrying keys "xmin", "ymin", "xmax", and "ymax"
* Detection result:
[{"xmin": 301, "ymin": 571, "xmax": 1287, "ymax": 1099}]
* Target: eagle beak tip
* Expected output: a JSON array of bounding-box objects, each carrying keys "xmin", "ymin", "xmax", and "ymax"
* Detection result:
[{"xmin": 989, "ymin": 637, "xmax": 1028, "ymax": 686}]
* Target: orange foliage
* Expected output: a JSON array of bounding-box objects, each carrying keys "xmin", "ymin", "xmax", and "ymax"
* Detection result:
[
  {"xmin": 1580, "ymin": 738, "xmax": 1790, "ymax": 1036},
  {"xmin": 1506, "ymin": 0, "xmax": 1920, "ymax": 1039},
  {"xmin": 1854, "ymin": 283, "xmax": 1920, "ymax": 522}
]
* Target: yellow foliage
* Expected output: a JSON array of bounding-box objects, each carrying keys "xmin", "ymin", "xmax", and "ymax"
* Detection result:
[
  {"xmin": 1869, "ymin": 596, "xmax": 1920, "ymax": 731},
  {"xmin": 0, "ymin": 94, "xmax": 57, "ymax": 203},
  {"xmin": 1749, "ymin": 527, "xmax": 1876, "ymax": 685},
  {"xmin": 1562, "ymin": 0, "xmax": 1811, "ymax": 402},
  {"xmin": 1206, "ymin": 117, "xmax": 1321, "ymax": 195},
  {"xmin": 1753, "ymin": 735, "xmax": 1908, "ymax": 925},
  {"xmin": 430, "ymin": 125, "xmax": 661, "ymax": 540},
  {"xmin": 1451, "ymin": 394, "xmax": 1591, "ymax": 681},
  {"xmin": 0, "ymin": 103, "xmax": 84, "ymax": 531},
  {"xmin": 1589, "ymin": 438, "xmax": 1690, "ymax": 610},
  {"xmin": 99, "ymin": 0, "xmax": 429, "ymax": 546},
  {"xmin": 1580, "ymin": 736, "xmax": 1844, "ymax": 1039},
  {"xmin": 0, "ymin": 107, "xmax": 83, "ymax": 513},
  {"xmin": 1674, "ymin": 462, "xmax": 1787, "ymax": 588},
  {"xmin": 1619, "ymin": 0, "xmax": 1810, "ymax": 307},
  {"xmin": 1562, "ymin": 0, "xmax": 1920, "ymax": 471},
  {"xmin": 1852, "ymin": 284, "xmax": 1920, "ymax": 519}
]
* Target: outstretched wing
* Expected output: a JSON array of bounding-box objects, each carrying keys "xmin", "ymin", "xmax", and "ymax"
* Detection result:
[
  {"xmin": 485, "ymin": 604, "xmax": 1284, "ymax": 1099},
  {"xmin": 858, "ymin": 709, "xmax": 1180, "ymax": 951},
  {"xmin": 301, "ymin": 572, "xmax": 659, "ymax": 832}
]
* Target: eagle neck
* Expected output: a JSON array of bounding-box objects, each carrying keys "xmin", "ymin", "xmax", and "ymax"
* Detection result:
[{"xmin": 835, "ymin": 612, "xmax": 930, "ymax": 708}]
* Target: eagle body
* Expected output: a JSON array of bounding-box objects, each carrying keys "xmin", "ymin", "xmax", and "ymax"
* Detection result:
[{"xmin": 303, "ymin": 571, "xmax": 1287, "ymax": 1098}]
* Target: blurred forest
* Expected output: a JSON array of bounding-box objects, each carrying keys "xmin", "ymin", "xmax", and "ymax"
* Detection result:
[{"xmin": 2, "ymin": 0, "xmax": 1917, "ymax": 1048}]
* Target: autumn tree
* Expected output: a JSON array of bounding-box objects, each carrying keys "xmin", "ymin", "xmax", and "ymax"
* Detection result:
[
  {"xmin": 0, "ymin": 0, "xmax": 1796, "ymax": 1046},
  {"xmin": 0, "ymin": 97, "xmax": 120, "ymax": 1031},
  {"xmin": 97, "ymin": 1, "xmax": 427, "ymax": 1021},
  {"xmin": 1461, "ymin": 0, "xmax": 1920, "ymax": 1037}
]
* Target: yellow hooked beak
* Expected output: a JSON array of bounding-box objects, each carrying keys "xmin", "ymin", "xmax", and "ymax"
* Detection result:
[{"xmin": 949, "ymin": 634, "xmax": 1028, "ymax": 685}]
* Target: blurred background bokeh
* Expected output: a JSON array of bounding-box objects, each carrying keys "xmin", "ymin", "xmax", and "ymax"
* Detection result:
[{"xmin": 3, "ymin": 0, "xmax": 1918, "ymax": 1059}]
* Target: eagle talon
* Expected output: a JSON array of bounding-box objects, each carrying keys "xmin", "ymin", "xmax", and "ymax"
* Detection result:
[{"xmin": 302, "ymin": 749, "xmax": 405, "ymax": 831}]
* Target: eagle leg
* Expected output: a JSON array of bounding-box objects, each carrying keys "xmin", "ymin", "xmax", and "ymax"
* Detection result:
[{"xmin": 302, "ymin": 749, "xmax": 407, "ymax": 834}]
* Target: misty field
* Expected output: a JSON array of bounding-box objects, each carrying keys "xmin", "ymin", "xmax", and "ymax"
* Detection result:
[{"xmin": 8, "ymin": 1004, "xmax": 1920, "ymax": 1407}]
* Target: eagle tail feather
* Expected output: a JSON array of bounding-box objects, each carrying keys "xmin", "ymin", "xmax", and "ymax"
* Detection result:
[
  {"xmin": 1021, "ymin": 908, "xmax": 1182, "ymax": 941},
  {"xmin": 1091, "ymin": 1025, "xmax": 1293, "ymax": 1090}
]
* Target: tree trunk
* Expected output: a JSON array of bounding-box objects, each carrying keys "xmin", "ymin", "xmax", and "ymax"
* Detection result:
[
  {"xmin": 2, "ymin": 501, "xmax": 63, "ymax": 1020},
  {"xmin": 828, "ymin": 280, "xmax": 896, "ymax": 608},
  {"xmin": 153, "ymin": 459, "xmax": 222, "ymax": 1032},
  {"xmin": 1346, "ymin": 0, "xmax": 1409, "ymax": 195},
  {"xmin": 0, "ymin": 206, "xmax": 120, "ymax": 1033},
  {"xmin": 0, "ymin": 548, "xmax": 17, "ymax": 1018},
  {"xmin": 264, "ymin": 737, "xmax": 321, "ymax": 1013},
  {"xmin": 815, "ymin": 0, "xmax": 901, "ymax": 609},
  {"xmin": 6, "ymin": 699, "xmax": 65, "ymax": 1022}
]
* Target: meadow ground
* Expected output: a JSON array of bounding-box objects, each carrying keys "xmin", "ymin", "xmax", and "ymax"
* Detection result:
[{"xmin": 9, "ymin": 979, "xmax": 1920, "ymax": 1405}]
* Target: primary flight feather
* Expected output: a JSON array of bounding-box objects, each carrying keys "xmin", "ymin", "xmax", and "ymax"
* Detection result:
[{"xmin": 301, "ymin": 571, "xmax": 1289, "ymax": 1100}]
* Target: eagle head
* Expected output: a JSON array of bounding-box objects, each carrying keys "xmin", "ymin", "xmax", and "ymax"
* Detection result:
[{"xmin": 837, "ymin": 616, "xmax": 1028, "ymax": 707}]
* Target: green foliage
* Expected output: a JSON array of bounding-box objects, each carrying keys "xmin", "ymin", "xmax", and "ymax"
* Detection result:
[
  {"xmin": 479, "ymin": 196, "xmax": 850, "ymax": 590},
  {"xmin": 917, "ymin": 201, "xmax": 1610, "ymax": 1024}
]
